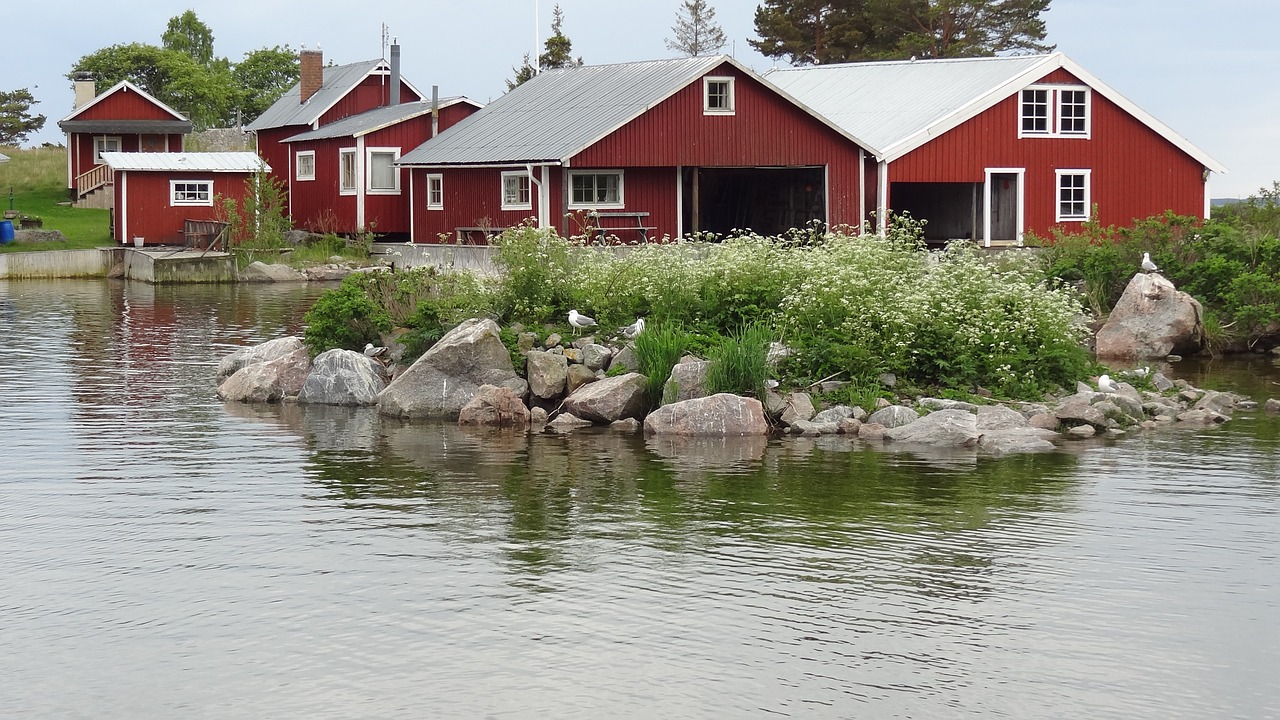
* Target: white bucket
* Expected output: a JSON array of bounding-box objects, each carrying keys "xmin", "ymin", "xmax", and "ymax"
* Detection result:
[{"xmin": 133, "ymin": 237, "xmax": 144, "ymax": 248}]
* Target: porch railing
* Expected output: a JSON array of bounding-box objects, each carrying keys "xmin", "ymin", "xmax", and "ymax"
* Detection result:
[{"xmin": 75, "ymin": 164, "xmax": 112, "ymax": 198}]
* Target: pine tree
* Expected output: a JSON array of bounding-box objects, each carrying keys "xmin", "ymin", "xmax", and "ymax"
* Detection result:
[
  {"xmin": 508, "ymin": 5, "xmax": 583, "ymax": 90},
  {"xmin": 666, "ymin": 0, "xmax": 729, "ymax": 57}
]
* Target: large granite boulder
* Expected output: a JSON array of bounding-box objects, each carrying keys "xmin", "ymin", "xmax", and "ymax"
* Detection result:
[
  {"xmin": 238, "ymin": 261, "xmax": 307, "ymax": 283},
  {"xmin": 378, "ymin": 318, "xmax": 526, "ymax": 419},
  {"xmin": 298, "ymin": 349, "xmax": 386, "ymax": 405},
  {"xmin": 1096, "ymin": 273, "xmax": 1204, "ymax": 359},
  {"xmin": 978, "ymin": 427, "xmax": 1058, "ymax": 455},
  {"xmin": 216, "ymin": 346, "xmax": 311, "ymax": 403},
  {"xmin": 884, "ymin": 409, "xmax": 979, "ymax": 447},
  {"xmin": 216, "ymin": 336, "xmax": 305, "ymax": 382},
  {"xmin": 665, "ymin": 359, "xmax": 711, "ymax": 404},
  {"xmin": 868, "ymin": 405, "xmax": 920, "ymax": 428},
  {"xmin": 562, "ymin": 373, "xmax": 649, "ymax": 423},
  {"xmin": 526, "ymin": 350, "xmax": 568, "ymax": 400},
  {"xmin": 458, "ymin": 385, "xmax": 531, "ymax": 427},
  {"xmin": 644, "ymin": 393, "xmax": 770, "ymax": 436}
]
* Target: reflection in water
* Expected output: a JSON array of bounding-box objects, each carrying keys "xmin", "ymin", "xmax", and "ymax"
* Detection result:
[{"xmin": 1, "ymin": 279, "xmax": 1279, "ymax": 719}]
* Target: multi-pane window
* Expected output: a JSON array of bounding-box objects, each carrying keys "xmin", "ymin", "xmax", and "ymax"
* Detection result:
[
  {"xmin": 1059, "ymin": 89, "xmax": 1088, "ymax": 134},
  {"xmin": 94, "ymin": 136, "xmax": 121, "ymax": 164},
  {"xmin": 296, "ymin": 151, "xmax": 315, "ymax": 181},
  {"xmin": 367, "ymin": 149, "xmax": 399, "ymax": 192},
  {"xmin": 1020, "ymin": 89, "xmax": 1049, "ymax": 134},
  {"xmin": 501, "ymin": 171, "xmax": 531, "ymax": 210},
  {"xmin": 171, "ymin": 180, "xmax": 213, "ymax": 206},
  {"xmin": 339, "ymin": 149, "xmax": 357, "ymax": 194},
  {"xmin": 1020, "ymin": 85, "xmax": 1090, "ymax": 138},
  {"xmin": 569, "ymin": 172, "xmax": 623, "ymax": 207},
  {"xmin": 426, "ymin": 174, "xmax": 443, "ymax": 210},
  {"xmin": 1056, "ymin": 170, "xmax": 1090, "ymax": 221},
  {"xmin": 704, "ymin": 76, "xmax": 734, "ymax": 114}
]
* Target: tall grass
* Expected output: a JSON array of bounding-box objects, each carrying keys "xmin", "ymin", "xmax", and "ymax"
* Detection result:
[
  {"xmin": 633, "ymin": 322, "xmax": 689, "ymax": 409},
  {"xmin": 0, "ymin": 146, "xmax": 111, "ymax": 248},
  {"xmin": 705, "ymin": 321, "xmax": 773, "ymax": 401}
]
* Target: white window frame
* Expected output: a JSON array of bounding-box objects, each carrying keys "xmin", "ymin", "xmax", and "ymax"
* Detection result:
[
  {"xmin": 366, "ymin": 147, "xmax": 401, "ymax": 195},
  {"xmin": 295, "ymin": 150, "xmax": 316, "ymax": 181},
  {"xmin": 170, "ymin": 179, "xmax": 213, "ymax": 207},
  {"xmin": 703, "ymin": 76, "xmax": 735, "ymax": 115},
  {"xmin": 1019, "ymin": 84, "xmax": 1091, "ymax": 139},
  {"xmin": 500, "ymin": 170, "xmax": 532, "ymax": 211},
  {"xmin": 1055, "ymin": 169, "xmax": 1092, "ymax": 222},
  {"xmin": 339, "ymin": 148, "xmax": 357, "ymax": 195},
  {"xmin": 567, "ymin": 170, "xmax": 625, "ymax": 209},
  {"xmin": 426, "ymin": 173, "xmax": 444, "ymax": 210},
  {"xmin": 94, "ymin": 135, "xmax": 121, "ymax": 164}
]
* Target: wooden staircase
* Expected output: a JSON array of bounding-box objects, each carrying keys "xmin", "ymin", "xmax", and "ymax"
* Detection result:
[{"xmin": 74, "ymin": 164, "xmax": 113, "ymax": 209}]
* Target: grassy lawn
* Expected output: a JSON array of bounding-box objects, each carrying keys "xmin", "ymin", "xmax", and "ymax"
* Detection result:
[{"xmin": 0, "ymin": 146, "xmax": 112, "ymax": 251}]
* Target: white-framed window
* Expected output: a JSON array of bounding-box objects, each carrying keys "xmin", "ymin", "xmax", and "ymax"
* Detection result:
[
  {"xmin": 426, "ymin": 173, "xmax": 444, "ymax": 210},
  {"xmin": 501, "ymin": 170, "xmax": 531, "ymax": 211},
  {"xmin": 94, "ymin": 135, "xmax": 121, "ymax": 164},
  {"xmin": 367, "ymin": 147, "xmax": 400, "ymax": 194},
  {"xmin": 568, "ymin": 171, "xmax": 624, "ymax": 209},
  {"xmin": 339, "ymin": 148, "xmax": 357, "ymax": 195},
  {"xmin": 1055, "ymin": 169, "xmax": 1091, "ymax": 222},
  {"xmin": 1020, "ymin": 85, "xmax": 1090, "ymax": 139},
  {"xmin": 295, "ymin": 150, "xmax": 315, "ymax": 181},
  {"xmin": 704, "ymin": 76, "xmax": 735, "ymax": 115},
  {"xmin": 171, "ymin": 179, "xmax": 213, "ymax": 206}
]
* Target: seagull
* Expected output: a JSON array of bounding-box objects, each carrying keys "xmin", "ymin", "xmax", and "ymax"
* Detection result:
[
  {"xmin": 1141, "ymin": 252, "xmax": 1160, "ymax": 273},
  {"xmin": 568, "ymin": 309, "xmax": 597, "ymax": 335},
  {"xmin": 1097, "ymin": 374, "xmax": 1119, "ymax": 393},
  {"xmin": 363, "ymin": 342, "xmax": 387, "ymax": 358},
  {"xmin": 621, "ymin": 317, "xmax": 645, "ymax": 339},
  {"xmin": 1121, "ymin": 365, "xmax": 1151, "ymax": 378}
]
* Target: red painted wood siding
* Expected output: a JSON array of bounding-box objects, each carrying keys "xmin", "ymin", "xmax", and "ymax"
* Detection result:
[
  {"xmin": 112, "ymin": 170, "xmax": 254, "ymax": 244},
  {"xmin": 76, "ymin": 87, "xmax": 177, "ymax": 121},
  {"xmin": 319, "ymin": 77, "xmax": 423, "ymax": 125},
  {"xmin": 69, "ymin": 133, "xmax": 183, "ymax": 187},
  {"xmin": 257, "ymin": 126, "xmax": 304, "ymax": 189},
  {"xmin": 890, "ymin": 68, "xmax": 1206, "ymax": 234},
  {"xmin": 411, "ymin": 166, "xmax": 544, "ymax": 243}
]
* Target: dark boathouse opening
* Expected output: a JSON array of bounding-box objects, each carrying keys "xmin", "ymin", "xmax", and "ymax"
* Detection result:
[{"xmin": 682, "ymin": 166, "xmax": 825, "ymax": 238}]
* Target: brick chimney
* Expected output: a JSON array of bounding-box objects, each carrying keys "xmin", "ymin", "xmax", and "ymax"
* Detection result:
[
  {"xmin": 73, "ymin": 71, "xmax": 96, "ymax": 109},
  {"xmin": 299, "ymin": 47, "xmax": 323, "ymax": 104}
]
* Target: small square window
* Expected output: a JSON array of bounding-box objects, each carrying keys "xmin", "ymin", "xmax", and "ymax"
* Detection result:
[
  {"xmin": 426, "ymin": 174, "xmax": 443, "ymax": 210},
  {"xmin": 171, "ymin": 180, "xmax": 213, "ymax": 206},
  {"xmin": 501, "ymin": 171, "xmax": 531, "ymax": 211},
  {"xmin": 95, "ymin": 136, "xmax": 121, "ymax": 164},
  {"xmin": 1056, "ymin": 170, "xmax": 1090, "ymax": 222},
  {"xmin": 296, "ymin": 151, "xmax": 315, "ymax": 181},
  {"xmin": 704, "ymin": 76, "xmax": 734, "ymax": 115},
  {"xmin": 1059, "ymin": 89, "xmax": 1088, "ymax": 134},
  {"xmin": 1021, "ymin": 89, "xmax": 1048, "ymax": 134}
]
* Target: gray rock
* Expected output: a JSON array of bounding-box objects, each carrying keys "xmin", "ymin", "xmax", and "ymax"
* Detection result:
[
  {"xmin": 1151, "ymin": 371, "xmax": 1175, "ymax": 392},
  {"xmin": 812, "ymin": 405, "xmax": 857, "ymax": 424},
  {"xmin": 526, "ymin": 350, "xmax": 568, "ymax": 400},
  {"xmin": 1054, "ymin": 399, "xmax": 1108, "ymax": 429},
  {"xmin": 1076, "ymin": 381, "xmax": 1095, "ymax": 394},
  {"xmin": 1109, "ymin": 393, "xmax": 1147, "ymax": 421},
  {"xmin": 283, "ymin": 229, "xmax": 324, "ymax": 246},
  {"xmin": 766, "ymin": 342, "xmax": 791, "ymax": 366},
  {"xmin": 610, "ymin": 418, "xmax": 642, "ymax": 433},
  {"xmin": 563, "ymin": 373, "xmax": 649, "ymax": 423},
  {"xmin": 858, "ymin": 422, "xmax": 887, "ymax": 440},
  {"xmin": 1194, "ymin": 390, "xmax": 1236, "ymax": 415},
  {"xmin": 791, "ymin": 419, "xmax": 839, "ymax": 436},
  {"xmin": 378, "ymin": 318, "xmax": 524, "ymax": 419},
  {"xmin": 1177, "ymin": 409, "xmax": 1229, "ymax": 424},
  {"xmin": 14, "ymin": 229, "xmax": 68, "ymax": 244},
  {"xmin": 458, "ymin": 385, "xmax": 531, "ymax": 426},
  {"xmin": 217, "ymin": 347, "xmax": 311, "ymax": 403},
  {"xmin": 978, "ymin": 427, "xmax": 1058, "ymax": 455},
  {"xmin": 1028, "ymin": 413, "xmax": 1060, "ymax": 430},
  {"xmin": 919, "ymin": 397, "xmax": 980, "ymax": 413},
  {"xmin": 1094, "ymin": 400, "xmax": 1137, "ymax": 425},
  {"xmin": 566, "ymin": 364, "xmax": 598, "ymax": 394},
  {"xmin": 304, "ymin": 264, "xmax": 355, "ymax": 282},
  {"xmin": 867, "ymin": 405, "xmax": 919, "ymax": 428},
  {"xmin": 543, "ymin": 333, "xmax": 562, "ymax": 349},
  {"xmin": 975, "ymin": 405, "xmax": 1029, "ymax": 431},
  {"xmin": 610, "ymin": 345, "xmax": 640, "ymax": 373},
  {"xmin": 644, "ymin": 393, "xmax": 770, "ymax": 436},
  {"xmin": 848, "ymin": 406, "xmax": 870, "ymax": 422},
  {"xmin": 763, "ymin": 390, "xmax": 789, "ymax": 419},
  {"xmin": 837, "ymin": 417, "xmax": 863, "ymax": 435},
  {"xmin": 665, "ymin": 360, "xmax": 711, "ymax": 404},
  {"xmin": 1096, "ymin": 273, "xmax": 1204, "ymax": 359},
  {"xmin": 1066, "ymin": 424, "xmax": 1097, "ymax": 438},
  {"xmin": 516, "ymin": 332, "xmax": 537, "ymax": 354},
  {"xmin": 547, "ymin": 412, "xmax": 593, "ymax": 432},
  {"xmin": 216, "ymin": 336, "xmax": 306, "ymax": 382},
  {"xmin": 1266, "ymin": 398, "xmax": 1280, "ymax": 414},
  {"xmin": 879, "ymin": 372, "xmax": 897, "ymax": 388},
  {"xmin": 297, "ymin": 349, "xmax": 386, "ymax": 405},
  {"xmin": 779, "ymin": 392, "xmax": 816, "ymax": 427},
  {"xmin": 530, "ymin": 406, "xmax": 549, "ymax": 425},
  {"xmin": 884, "ymin": 409, "xmax": 979, "ymax": 447},
  {"xmin": 238, "ymin": 261, "xmax": 307, "ymax": 283},
  {"xmin": 818, "ymin": 381, "xmax": 850, "ymax": 394},
  {"xmin": 581, "ymin": 343, "xmax": 613, "ymax": 372}
]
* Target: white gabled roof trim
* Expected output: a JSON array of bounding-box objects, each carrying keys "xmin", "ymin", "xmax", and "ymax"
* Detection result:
[{"xmin": 59, "ymin": 79, "xmax": 189, "ymax": 124}]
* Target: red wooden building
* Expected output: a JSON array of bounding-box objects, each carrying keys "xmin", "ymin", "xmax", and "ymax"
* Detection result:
[
  {"xmin": 396, "ymin": 56, "xmax": 877, "ymax": 244},
  {"xmin": 56, "ymin": 75, "xmax": 191, "ymax": 209},
  {"xmin": 768, "ymin": 53, "xmax": 1226, "ymax": 245},
  {"xmin": 99, "ymin": 152, "xmax": 269, "ymax": 246}
]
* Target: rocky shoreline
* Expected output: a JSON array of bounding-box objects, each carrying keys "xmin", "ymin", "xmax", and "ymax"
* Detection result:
[{"xmin": 216, "ymin": 317, "xmax": 1277, "ymax": 457}]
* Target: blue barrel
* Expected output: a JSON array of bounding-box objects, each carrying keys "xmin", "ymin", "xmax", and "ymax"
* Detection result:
[{"xmin": 0, "ymin": 220, "xmax": 14, "ymax": 245}]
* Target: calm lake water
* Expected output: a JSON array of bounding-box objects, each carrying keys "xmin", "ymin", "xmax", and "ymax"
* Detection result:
[{"xmin": 1, "ymin": 279, "xmax": 1278, "ymax": 719}]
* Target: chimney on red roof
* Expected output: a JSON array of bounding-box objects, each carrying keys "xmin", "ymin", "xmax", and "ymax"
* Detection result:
[{"xmin": 300, "ymin": 46, "xmax": 323, "ymax": 104}]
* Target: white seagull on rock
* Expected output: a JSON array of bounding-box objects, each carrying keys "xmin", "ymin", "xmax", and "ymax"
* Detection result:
[
  {"xmin": 364, "ymin": 342, "xmax": 387, "ymax": 358},
  {"xmin": 1098, "ymin": 374, "xmax": 1120, "ymax": 393},
  {"xmin": 621, "ymin": 317, "xmax": 645, "ymax": 339},
  {"xmin": 568, "ymin": 309, "xmax": 598, "ymax": 335},
  {"xmin": 1141, "ymin": 252, "xmax": 1160, "ymax": 273}
]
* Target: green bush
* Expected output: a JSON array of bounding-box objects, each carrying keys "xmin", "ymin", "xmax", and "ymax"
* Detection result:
[
  {"xmin": 633, "ymin": 322, "xmax": 690, "ymax": 409},
  {"xmin": 302, "ymin": 280, "xmax": 392, "ymax": 357},
  {"xmin": 706, "ymin": 322, "xmax": 773, "ymax": 401}
]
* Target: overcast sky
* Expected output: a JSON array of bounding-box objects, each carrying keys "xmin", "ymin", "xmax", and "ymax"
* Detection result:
[{"xmin": 4, "ymin": 0, "xmax": 1275, "ymax": 197}]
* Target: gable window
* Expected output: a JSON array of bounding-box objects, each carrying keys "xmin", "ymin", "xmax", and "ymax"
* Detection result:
[
  {"xmin": 426, "ymin": 174, "xmax": 444, "ymax": 210},
  {"xmin": 339, "ymin": 149, "xmax": 357, "ymax": 195},
  {"xmin": 704, "ymin": 76, "xmax": 735, "ymax": 115},
  {"xmin": 501, "ymin": 171, "xmax": 531, "ymax": 211},
  {"xmin": 568, "ymin": 171, "xmax": 624, "ymax": 208},
  {"xmin": 367, "ymin": 148, "xmax": 400, "ymax": 194},
  {"xmin": 296, "ymin": 151, "xmax": 315, "ymax": 181},
  {"xmin": 94, "ymin": 136, "xmax": 121, "ymax": 164},
  {"xmin": 1020, "ymin": 85, "xmax": 1090, "ymax": 139},
  {"xmin": 171, "ymin": 180, "xmax": 213, "ymax": 206},
  {"xmin": 1056, "ymin": 169, "xmax": 1091, "ymax": 222}
]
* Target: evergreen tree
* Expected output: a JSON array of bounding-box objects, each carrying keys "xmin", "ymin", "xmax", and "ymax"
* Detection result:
[
  {"xmin": 0, "ymin": 89, "xmax": 46, "ymax": 145},
  {"xmin": 508, "ymin": 5, "xmax": 582, "ymax": 90},
  {"xmin": 666, "ymin": 0, "xmax": 729, "ymax": 57},
  {"xmin": 506, "ymin": 54, "xmax": 538, "ymax": 92}
]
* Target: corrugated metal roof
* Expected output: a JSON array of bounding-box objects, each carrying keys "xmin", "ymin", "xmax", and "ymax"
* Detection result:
[
  {"xmin": 399, "ymin": 56, "xmax": 727, "ymax": 166},
  {"xmin": 766, "ymin": 55, "xmax": 1051, "ymax": 155},
  {"xmin": 246, "ymin": 59, "xmax": 385, "ymax": 132},
  {"xmin": 282, "ymin": 98, "xmax": 472, "ymax": 142},
  {"xmin": 99, "ymin": 152, "xmax": 270, "ymax": 173}
]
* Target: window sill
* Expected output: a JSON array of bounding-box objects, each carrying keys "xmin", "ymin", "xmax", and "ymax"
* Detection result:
[
  {"xmin": 501, "ymin": 205, "xmax": 533, "ymax": 212},
  {"xmin": 568, "ymin": 202, "xmax": 625, "ymax": 211}
]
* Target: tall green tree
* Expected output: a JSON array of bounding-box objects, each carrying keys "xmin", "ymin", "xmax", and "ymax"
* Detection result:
[
  {"xmin": 232, "ymin": 46, "xmax": 300, "ymax": 123},
  {"xmin": 750, "ymin": 0, "xmax": 1053, "ymax": 65},
  {"xmin": 539, "ymin": 5, "xmax": 581, "ymax": 70},
  {"xmin": 70, "ymin": 43, "xmax": 234, "ymax": 130},
  {"xmin": 666, "ymin": 0, "xmax": 729, "ymax": 56},
  {"xmin": 162, "ymin": 10, "xmax": 216, "ymax": 67},
  {"xmin": 0, "ymin": 89, "xmax": 46, "ymax": 145}
]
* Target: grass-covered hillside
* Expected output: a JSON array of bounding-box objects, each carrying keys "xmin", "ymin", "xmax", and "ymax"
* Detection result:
[{"xmin": 0, "ymin": 146, "xmax": 112, "ymax": 250}]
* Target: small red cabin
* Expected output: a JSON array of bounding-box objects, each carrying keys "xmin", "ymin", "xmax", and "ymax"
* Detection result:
[
  {"xmin": 100, "ymin": 152, "xmax": 269, "ymax": 246},
  {"xmin": 57, "ymin": 77, "xmax": 191, "ymax": 209}
]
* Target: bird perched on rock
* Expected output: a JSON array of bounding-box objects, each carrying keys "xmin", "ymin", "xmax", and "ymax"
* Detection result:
[
  {"xmin": 1141, "ymin": 252, "xmax": 1160, "ymax": 273},
  {"xmin": 568, "ymin": 309, "xmax": 597, "ymax": 335},
  {"xmin": 1098, "ymin": 374, "xmax": 1119, "ymax": 393},
  {"xmin": 363, "ymin": 342, "xmax": 387, "ymax": 357},
  {"xmin": 621, "ymin": 317, "xmax": 645, "ymax": 339},
  {"xmin": 1121, "ymin": 366, "xmax": 1151, "ymax": 379}
]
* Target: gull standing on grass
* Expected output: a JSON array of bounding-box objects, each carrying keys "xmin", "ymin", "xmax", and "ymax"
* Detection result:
[
  {"xmin": 1142, "ymin": 252, "xmax": 1160, "ymax": 273},
  {"xmin": 568, "ymin": 309, "xmax": 598, "ymax": 335},
  {"xmin": 1098, "ymin": 374, "xmax": 1120, "ymax": 393},
  {"xmin": 621, "ymin": 317, "xmax": 645, "ymax": 339}
]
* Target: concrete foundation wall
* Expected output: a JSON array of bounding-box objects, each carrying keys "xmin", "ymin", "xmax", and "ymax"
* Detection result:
[
  {"xmin": 0, "ymin": 249, "xmax": 112, "ymax": 279},
  {"xmin": 124, "ymin": 249, "xmax": 236, "ymax": 284}
]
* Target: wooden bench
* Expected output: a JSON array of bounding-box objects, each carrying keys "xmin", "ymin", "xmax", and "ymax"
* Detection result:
[
  {"xmin": 184, "ymin": 219, "xmax": 230, "ymax": 252},
  {"xmin": 588, "ymin": 211, "xmax": 656, "ymax": 243},
  {"xmin": 454, "ymin": 226, "xmax": 509, "ymax": 245}
]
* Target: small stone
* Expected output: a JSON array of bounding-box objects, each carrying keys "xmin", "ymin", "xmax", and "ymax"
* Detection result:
[
  {"xmin": 1266, "ymin": 398, "xmax": 1280, "ymax": 414},
  {"xmin": 530, "ymin": 407, "xmax": 549, "ymax": 425},
  {"xmin": 610, "ymin": 418, "xmax": 642, "ymax": 433},
  {"xmin": 517, "ymin": 332, "xmax": 537, "ymax": 354},
  {"xmin": 1067, "ymin": 424, "xmax": 1096, "ymax": 438},
  {"xmin": 837, "ymin": 417, "xmax": 863, "ymax": 435},
  {"xmin": 543, "ymin": 333, "xmax": 562, "ymax": 349},
  {"xmin": 858, "ymin": 422, "xmax": 887, "ymax": 440},
  {"xmin": 547, "ymin": 412, "xmax": 593, "ymax": 432},
  {"xmin": 1028, "ymin": 413, "xmax": 1060, "ymax": 430}
]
